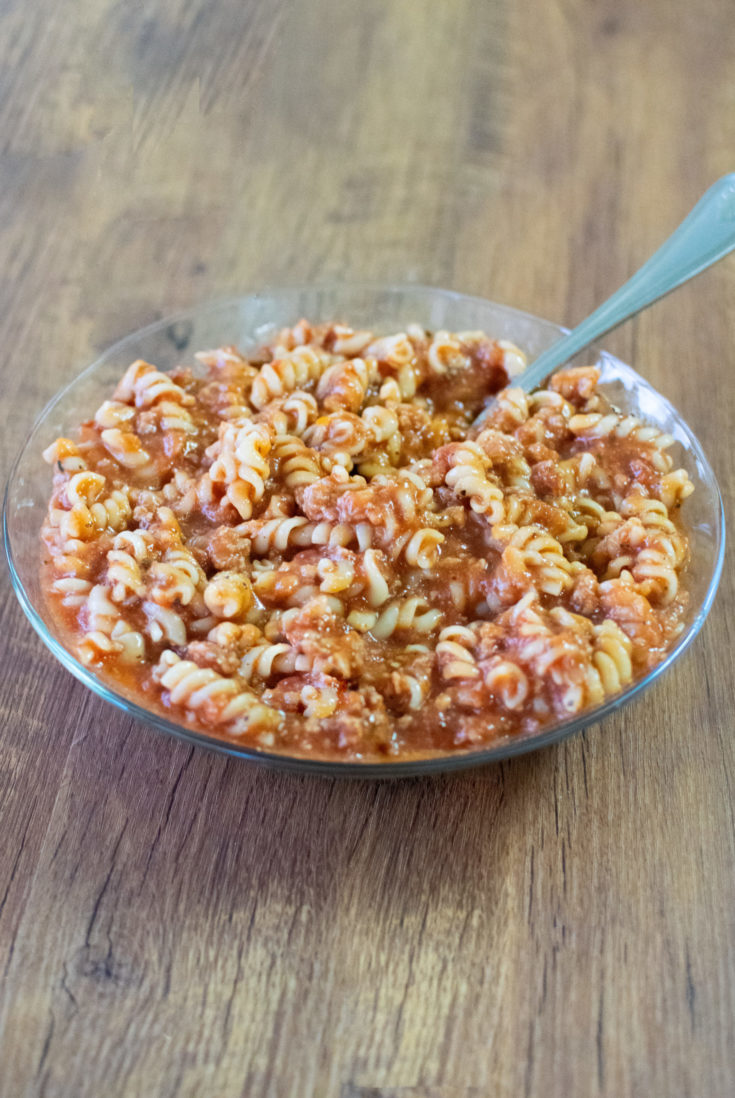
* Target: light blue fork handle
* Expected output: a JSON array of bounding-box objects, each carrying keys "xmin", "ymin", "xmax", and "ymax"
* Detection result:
[{"xmin": 514, "ymin": 173, "xmax": 735, "ymax": 393}]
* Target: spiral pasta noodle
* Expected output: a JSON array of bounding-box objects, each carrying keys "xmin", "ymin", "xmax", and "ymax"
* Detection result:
[
  {"xmin": 154, "ymin": 651, "xmax": 277, "ymax": 733},
  {"xmin": 250, "ymin": 346, "xmax": 333, "ymax": 409}
]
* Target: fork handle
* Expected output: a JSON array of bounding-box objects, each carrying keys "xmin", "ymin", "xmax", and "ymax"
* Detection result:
[{"xmin": 514, "ymin": 173, "xmax": 735, "ymax": 392}]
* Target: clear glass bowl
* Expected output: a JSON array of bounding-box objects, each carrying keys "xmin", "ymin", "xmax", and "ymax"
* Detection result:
[{"xmin": 3, "ymin": 285, "xmax": 726, "ymax": 776}]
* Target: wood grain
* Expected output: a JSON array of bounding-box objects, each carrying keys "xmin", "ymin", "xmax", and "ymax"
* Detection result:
[{"xmin": 1, "ymin": 1, "xmax": 734, "ymax": 1095}]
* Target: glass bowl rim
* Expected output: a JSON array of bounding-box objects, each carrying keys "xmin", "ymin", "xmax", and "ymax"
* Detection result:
[{"xmin": 2, "ymin": 283, "xmax": 727, "ymax": 777}]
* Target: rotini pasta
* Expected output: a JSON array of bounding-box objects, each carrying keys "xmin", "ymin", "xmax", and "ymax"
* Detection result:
[
  {"xmin": 40, "ymin": 321, "xmax": 693, "ymax": 760},
  {"xmin": 317, "ymin": 356, "xmax": 376, "ymax": 412},
  {"xmin": 250, "ymin": 346, "xmax": 333, "ymax": 409},
  {"xmin": 271, "ymin": 434, "xmax": 323, "ymax": 488},
  {"xmin": 438, "ymin": 442, "xmax": 505, "ymax": 521},
  {"xmin": 114, "ymin": 359, "xmax": 195, "ymax": 409},
  {"xmin": 154, "ymin": 650, "xmax": 277, "ymax": 735},
  {"xmin": 204, "ymin": 420, "xmax": 273, "ymax": 520}
]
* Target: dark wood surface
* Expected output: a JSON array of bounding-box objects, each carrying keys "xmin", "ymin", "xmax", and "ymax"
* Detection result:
[{"xmin": 1, "ymin": 1, "xmax": 734, "ymax": 1095}]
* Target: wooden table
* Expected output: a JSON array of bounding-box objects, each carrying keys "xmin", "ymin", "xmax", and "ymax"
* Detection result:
[{"xmin": 1, "ymin": 2, "xmax": 733, "ymax": 1095}]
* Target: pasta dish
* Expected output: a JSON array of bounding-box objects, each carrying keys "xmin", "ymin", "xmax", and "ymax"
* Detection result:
[{"xmin": 40, "ymin": 321, "xmax": 693, "ymax": 759}]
